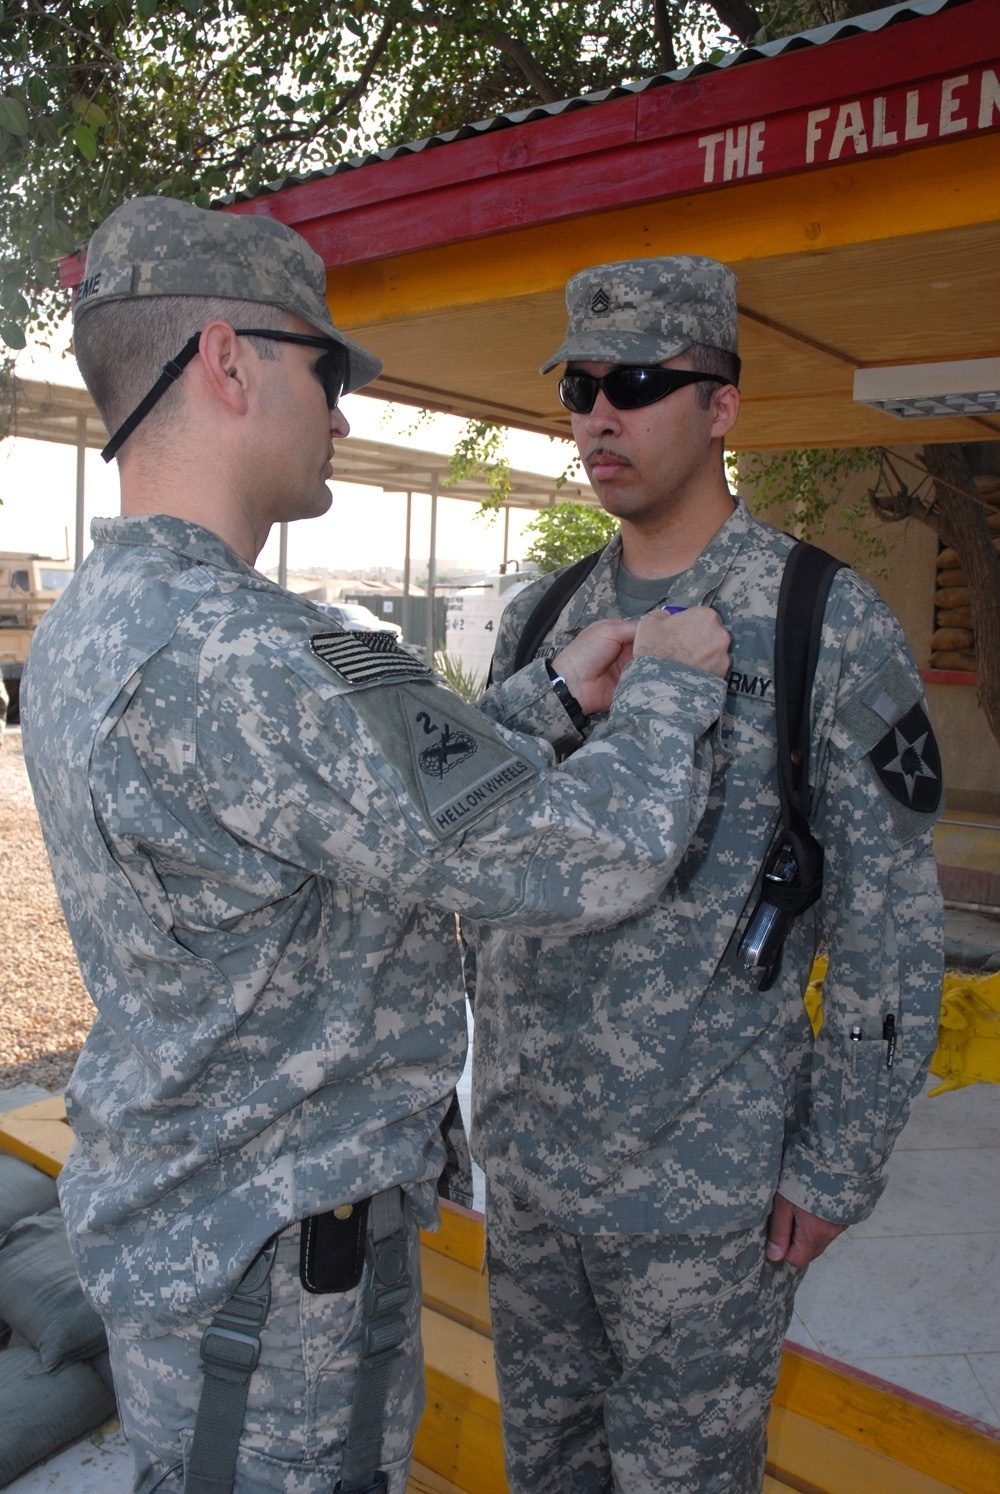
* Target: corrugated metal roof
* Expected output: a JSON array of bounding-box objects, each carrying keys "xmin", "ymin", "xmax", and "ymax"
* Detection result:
[{"xmin": 229, "ymin": 0, "xmax": 966, "ymax": 201}]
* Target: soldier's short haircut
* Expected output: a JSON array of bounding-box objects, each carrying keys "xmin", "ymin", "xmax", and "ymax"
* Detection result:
[
  {"xmin": 687, "ymin": 342, "xmax": 742, "ymax": 409},
  {"xmin": 74, "ymin": 296, "xmax": 290, "ymax": 442}
]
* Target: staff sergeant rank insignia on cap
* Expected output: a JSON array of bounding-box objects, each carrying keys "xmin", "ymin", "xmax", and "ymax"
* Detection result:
[{"xmin": 591, "ymin": 287, "xmax": 611, "ymax": 315}]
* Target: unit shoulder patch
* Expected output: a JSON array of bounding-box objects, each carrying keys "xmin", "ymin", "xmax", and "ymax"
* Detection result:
[
  {"xmin": 310, "ymin": 630, "xmax": 431, "ymax": 686},
  {"xmin": 398, "ymin": 688, "xmax": 536, "ymax": 839},
  {"xmin": 869, "ymin": 701, "xmax": 942, "ymax": 815}
]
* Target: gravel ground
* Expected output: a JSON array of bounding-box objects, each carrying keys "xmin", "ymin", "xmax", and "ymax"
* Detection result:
[{"xmin": 0, "ymin": 728, "xmax": 94, "ymax": 1092}]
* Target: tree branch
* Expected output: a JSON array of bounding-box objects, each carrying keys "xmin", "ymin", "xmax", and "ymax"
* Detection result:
[
  {"xmin": 652, "ymin": 0, "xmax": 679, "ymax": 72},
  {"xmin": 709, "ymin": 0, "xmax": 765, "ymax": 45},
  {"xmin": 482, "ymin": 22, "xmax": 559, "ymax": 102}
]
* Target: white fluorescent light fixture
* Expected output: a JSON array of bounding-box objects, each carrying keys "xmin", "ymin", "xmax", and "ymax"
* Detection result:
[{"xmin": 853, "ymin": 358, "xmax": 1000, "ymax": 419}]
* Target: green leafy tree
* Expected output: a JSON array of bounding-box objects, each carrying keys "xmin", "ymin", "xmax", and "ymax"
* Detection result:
[
  {"xmin": 739, "ymin": 446, "xmax": 884, "ymax": 569},
  {"xmin": 0, "ymin": 1, "xmax": 877, "ymax": 350},
  {"xmin": 522, "ymin": 502, "xmax": 618, "ymax": 573}
]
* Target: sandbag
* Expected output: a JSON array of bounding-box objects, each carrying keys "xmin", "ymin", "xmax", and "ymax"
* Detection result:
[
  {"xmin": 0, "ymin": 1345, "xmax": 116, "ymax": 1488},
  {"xmin": 935, "ymin": 607, "xmax": 974, "ymax": 630},
  {"xmin": 931, "ymin": 628, "xmax": 975, "ymax": 652},
  {"xmin": 930, "ymin": 650, "xmax": 978, "ymax": 671},
  {"xmin": 0, "ymin": 1209, "xmax": 106, "ymax": 1371},
  {"xmin": 0, "ymin": 1154, "xmax": 59, "ymax": 1239}
]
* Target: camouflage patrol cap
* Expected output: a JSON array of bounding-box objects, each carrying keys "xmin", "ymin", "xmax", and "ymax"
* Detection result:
[
  {"xmin": 541, "ymin": 256, "xmax": 738, "ymax": 374},
  {"xmin": 73, "ymin": 196, "xmax": 382, "ymax": 393}
]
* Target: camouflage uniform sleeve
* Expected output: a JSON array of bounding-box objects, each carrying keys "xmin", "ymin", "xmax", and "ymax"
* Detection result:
[
  {"xmin": 198, "ymin": 619, "xmax": 725, "ymax": 937},
  {"xmin": 777, "ymin": 574, "xmax": 944, "ymax": 1225},
  {"xmin": 478, "ymin": 656, "xmax": 587, "ymax": 757},
  {"xmin": 477, "ymin": 576, "xmax": 586, "ymax": 754}
]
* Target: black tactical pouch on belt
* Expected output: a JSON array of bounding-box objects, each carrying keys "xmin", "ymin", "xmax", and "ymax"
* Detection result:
[{"xmin": 300, "ymin": 1198, "xmax": 371, "ymax": 1293}]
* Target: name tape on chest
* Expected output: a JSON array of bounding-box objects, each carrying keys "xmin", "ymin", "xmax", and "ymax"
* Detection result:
[{"xmin": 310, "ymin": 630, "xmax": 431, "ymax": 686}]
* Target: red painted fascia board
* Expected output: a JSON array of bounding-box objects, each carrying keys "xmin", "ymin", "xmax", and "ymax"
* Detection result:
[
  {"xmin": 238, "ymin": 98, "xmax": 642, "ymax": 223},
  {"xmin": 635, "ymin": 0, "xmax": 996, "ymax": 142},
  {"xmin": 227, "ymin": 0, "xmax": 999, "ymax": 268},
  {"xmin": 61, "ymin": 0, "xmax": 998, "ymax": 287}
]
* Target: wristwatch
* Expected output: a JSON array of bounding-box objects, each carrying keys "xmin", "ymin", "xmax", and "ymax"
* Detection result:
[{"xmin": 544, "ymin": 658, "xmax": 589, "ymax": 733}]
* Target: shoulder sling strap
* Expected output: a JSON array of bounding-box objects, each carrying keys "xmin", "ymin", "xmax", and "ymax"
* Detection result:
[
  {"xmin": 774, "ymin": 540, "xmax": 846, "ymax": 907},
  {"xmin": 740, "ymin": 541, "xmax": 846, "ymax": 989},
  {"xmin": 491, "ymin": 534, "xmax": 846, "ymax": 990},
  {"xmin": 486, "ymin": 546, "xmax": 605, "ymax": 686},
  {"xmin": 184, "ymin": 1188, "xmax": 409, "ymax": 1494}
]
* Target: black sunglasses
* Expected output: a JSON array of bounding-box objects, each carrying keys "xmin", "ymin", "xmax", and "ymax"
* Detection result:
[
  {"xmin": 557, "ymin": 366, "xmax": 731, "ymax": 415},
  {"xmin": 101, "ymin": 328, "xmax": 351, "ymax": 463}
]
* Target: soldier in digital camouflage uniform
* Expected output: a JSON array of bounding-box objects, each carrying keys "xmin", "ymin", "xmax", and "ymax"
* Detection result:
[
  {"xmin": 21, "ymin": 202, "xmax": 733, "ymax": 1494},
  {"xmin": 471, "ymin": 256, "xmax": 944, "ymax": 1493}
]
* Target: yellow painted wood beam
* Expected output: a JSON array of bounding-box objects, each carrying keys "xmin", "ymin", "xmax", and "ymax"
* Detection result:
[
  {"xmin": 328, "ymin": 133, "xmax": 1000, "ymax": 328},
  {"xmin": 407, "ymin": 1459, "xmax": 469, "ymax": 1493},
  {"xmin": 414, "ymin": 1306, "xmax": 507, "ymax": 1494},
  {"xmin": 0, "ymin": 1094, "xmax": 74, "ymax": 1177},
  {"xmin": 419, "ymin": 1203, "xmax": 485, "ymax": 1271},
  {"xmin": 420, "ymin": 1241, "xmax": 492, "ymax": 1339},
  {"xmin": 774, "ymin": 1345, "xmax": 1000, "ymax": 1494},
  {"xmin": 766, "ymin": 1403, "xmax": 966, "ymax": 1493}
]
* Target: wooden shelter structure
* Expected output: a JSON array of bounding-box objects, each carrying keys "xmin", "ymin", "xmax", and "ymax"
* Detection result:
[
  {"xmin": 149, "ymin": 0, "xmax": 1000, "ymax": 453},
  {"xmin": 56, "ymin": 0, "xmax": 1000, "ymax": 810}
]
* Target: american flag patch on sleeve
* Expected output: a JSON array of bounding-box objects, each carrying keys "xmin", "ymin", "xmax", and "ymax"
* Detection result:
[{"xmin": 310, "ymin": 630, "xmax": 432, "ymax": 686}]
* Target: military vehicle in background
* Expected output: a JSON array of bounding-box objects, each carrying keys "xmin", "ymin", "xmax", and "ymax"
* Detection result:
[{"xmin": 0, "ymin": 553, "xmax": 75, "ymax": 724}]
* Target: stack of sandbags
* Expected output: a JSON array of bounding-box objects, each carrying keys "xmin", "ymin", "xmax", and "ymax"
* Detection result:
[
  {"xmin": 931, "ymin": 472, "xmax": 1000, "ymax": 672},
  {"xmin": 0, "ymin": 1151, "xmax": 117, "ymax": 1488}
]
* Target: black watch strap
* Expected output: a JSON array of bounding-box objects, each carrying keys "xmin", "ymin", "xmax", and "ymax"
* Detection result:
[{"xmin": 544, "ymin": 658, "xmax": 589, "ymax": 733}]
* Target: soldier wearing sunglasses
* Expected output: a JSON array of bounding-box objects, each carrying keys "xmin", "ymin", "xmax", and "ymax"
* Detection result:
[
  {"xmin": 471, "ymin": 256, "xmax": 943, "ymax": 1493},
  {"xmin": 21, "ymin": 203, "xmax": 733, "ymax": 1493}
]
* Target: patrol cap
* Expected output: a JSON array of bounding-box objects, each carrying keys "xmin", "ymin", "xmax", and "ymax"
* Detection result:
[
  {"xmin": 541, "ymin": 256, "xmax": 738, "ymax": 374},
  {"xmin": 73, "ymin": 196, "xmax": 382, "ymax": 394}
]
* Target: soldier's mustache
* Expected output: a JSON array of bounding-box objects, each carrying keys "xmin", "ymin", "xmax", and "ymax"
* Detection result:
[{"xmin": 585, "ymin": 446, "xmax": 632, "ymax": 465}]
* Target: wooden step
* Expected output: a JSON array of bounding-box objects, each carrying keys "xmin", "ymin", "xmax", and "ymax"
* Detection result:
[
  {"xmin": 414, "ymin": 1306, "xmax": 507, "ymax": 1494},
  {"xmin": 420, "ymin": 1234, "xmax": 491, "ymax": 1338},
  {"xmin": 407, "ymin": 1459, "xmax": 470, "ymax": 1493}
]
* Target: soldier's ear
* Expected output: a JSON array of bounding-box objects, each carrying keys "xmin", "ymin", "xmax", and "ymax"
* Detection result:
[
  {"xmin": 195, "ymin": 322, "xmax": 252, "ymax": 416},
  {"xmin": 709, "ymin": 382, "xmax": 740, "ymax": 440}
]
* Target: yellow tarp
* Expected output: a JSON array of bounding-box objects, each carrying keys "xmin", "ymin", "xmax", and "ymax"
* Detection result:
[{"xmin": 802, "ymin": 958, "xmax": 1000, "ymax": 1095}]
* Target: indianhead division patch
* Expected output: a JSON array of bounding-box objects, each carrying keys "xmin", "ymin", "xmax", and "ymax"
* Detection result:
[
  {"xmin": 868, "ymin": 702, "xmax": 942, "ymax": 815},
  {"xmin": 310, "ymin": 630, "xmax": 431, "ymax": 686}
]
